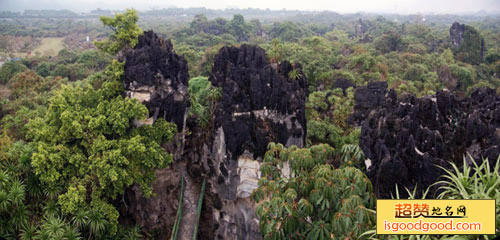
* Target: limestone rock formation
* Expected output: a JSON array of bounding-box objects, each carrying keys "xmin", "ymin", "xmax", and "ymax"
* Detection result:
[
  {"xmin": 348, "ymin": 81, "xmax": 388, "ymax": 125},
  {"xmin": 122, "ymin": 30, "xmax": 190, "ymax": 131},
  {"xmin": 450, "ymin": 22, "xmax": 467, "ymax": 48},
  {"xmin": 121, "ymin": 34, "xmax": 308, "ymax": 240},
  {"xmin": 354, "ymin": 85, "xmax": 500, "ymax": 198},
  {"xmin": 333, "ymin": 78, "xmax": 355, "ymax": 95},
  {"xmin": 449, "ymin": 22, "xmax": 485, "ymax": 65},
  {"xmin": 355, "ymin": 18, "xmax": 368, "ymax": 37},
  {"xmin": 123, "ymin": 169, "xmax": 181, "ymax": 232},
  {"xmin": 205, "ymin": 44, "xmax": 307, "ymax": 239},
  {"xmin": 120, "ymin": 30, "xmax": 190, "ymax": 235}
]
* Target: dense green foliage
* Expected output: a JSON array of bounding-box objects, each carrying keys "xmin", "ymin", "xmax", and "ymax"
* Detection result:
[
  {"xmin": 362, "ymin": 157, "xmax": 500, "ymax": 240},
  {"xmin": 0, "ymin": 61, "xmax": 27, "ymax": 84},
  {"xmin": 0, "ymin": 7, "xmax": 499, "ymax": 239},
  {"xmin": 187, "ymin": 76, "xmax": 221, "ymax": 127},
  {"xmin": 253, "ymin": 143, "xmax": 376, "ymax": 239},
  {"xmin": 435, "ymin": 157, "xmax": 500, "ymax": 234},
  {"xmin": 27, "ymin": 78, "xmax": 176, "ymax": 236},
  {"xmin": 0, "ymin": 9, "xmax": 180, "ymax": 239},
  {"xmin": 306, "ymin": 88, "xmax": 358, "ymax": 150},
  {"xmin": 95, "ymin": 9, "xmax": 143, "ymax": 55}
]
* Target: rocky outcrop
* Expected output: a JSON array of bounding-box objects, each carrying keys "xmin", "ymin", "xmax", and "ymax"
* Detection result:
[
  {"xmin": 205, "ymin": 44, "xmax": 307, "ymax": 239},
  {"xmin": 354, "ymin": 85, "xmax": 500, "ymax": 198},
  {"xmin": 121, "ymin": 35, "xmax": 307, "ymax": 240},
  {"xmin": 348, "ymin": 81, "xmax": 388, "ymax": 125},
  {"xmin": 122, "ymin": 30, "xmax": 190, "ymax": 131},
  {"xmin": 333, "ymin": 78, "xmax": 355, "ymax": 95},
  {"xmin": 449, "ymin": 22, "xmax": 485, "ymax": 65},
  {"xmin": 355, "ymin": 18, "xmax": 368, "ymax": 37},
  {"xmin": 211, "ymin": 45, "xmax": 307, "ymax": 159},
  {"xmin": 450, "ymin": 22, "xmax": 466, "ymax": 48},
  {"xmin": 124, "ymin": 169, "xmax": 181, "ymax": 232},
  {"xmin": 120, "ymin": 30, "xmax": 190, "ymax": 236}
]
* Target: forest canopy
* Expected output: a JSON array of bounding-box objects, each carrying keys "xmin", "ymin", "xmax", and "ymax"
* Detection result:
[{"xmin": 0, "ymin": 6, "xmax": 499, "ymax": 240}]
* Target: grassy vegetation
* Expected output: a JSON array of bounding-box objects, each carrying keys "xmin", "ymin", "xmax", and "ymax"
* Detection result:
[{"xmin": 33, "ymin": 37, "xmax": 65, "ymax": 56}]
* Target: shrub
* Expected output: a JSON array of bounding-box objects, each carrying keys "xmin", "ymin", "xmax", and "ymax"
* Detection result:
[
  {"xmin": 253, "ymin": 143, "xmax": 376, "ymax": 240},
  {"xmin": 0, "ymin": 61, "xmax": 27, "ymax": 84}
]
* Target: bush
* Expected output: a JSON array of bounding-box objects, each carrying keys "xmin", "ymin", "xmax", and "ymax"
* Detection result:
[
  {"xmin": 253, "ymin": 143, "xmax": 376, "ymax": 240},
  {"xmin": 188, "ymin": 76, "xmax": 221, "ymax": 127},
  {"xmin": 27, "ymin": 78, "xmax": 176, "ymax": 236},
  {"xmin": 0, "ymin": 61, "xmax": 27, "ymax": 84}
]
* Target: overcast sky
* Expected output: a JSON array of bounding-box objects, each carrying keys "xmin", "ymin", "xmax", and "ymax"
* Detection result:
[{"xmin": 1, "ymin": 0, "xmax": 499, "ymax": 14}]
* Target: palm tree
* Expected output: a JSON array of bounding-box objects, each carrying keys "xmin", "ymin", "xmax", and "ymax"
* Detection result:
[
  {"xmin": 88, "ymin": 209, "xmax": 108, "ymax": 238},
  {"xmin": 0, "ymin": 189, "xmax": 11, "ymax": 212},
  {"xmin": 122, "ymin": 225, "xmax": 142, "ymax": 240},
  {"xmin": 71, "ymin": 208, "xmax": 89, "ymax": 229},
  {"xmin": 42, "ymin": 216, "xmax": 66, "ymax": 238},
  {"xmin": 288, "ymin": 69, "xmax": 302, "ymax": 80},
  {"xmin": 8, "ymin": 179, "xmax": 26, "ymax": 206},
  {"xmin": 20, "ymin": 224, "xmax": 37, "ymax": 240},
  {"xmin": 43, "ymin": 183, "xmax": 63, "ymax": 200},
  {"xmin": 10, "ymin": 204, "xmax": 30, "ymax": 230},
  {"xmin": 63, "ymin": 225, "xmax": 82, "ymax": 240},
  {"xmin": 25, "ymin": 172, "xmax": 44, "ymax": 199},
  {"xmin": 42, "ymin": 200, "xmax": 59, "ymax": 218}
]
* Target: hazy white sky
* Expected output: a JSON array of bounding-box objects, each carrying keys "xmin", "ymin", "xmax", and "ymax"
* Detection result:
[{"xmin": 1, "ymin": 0, "xmax": 500, "ymax": 14}]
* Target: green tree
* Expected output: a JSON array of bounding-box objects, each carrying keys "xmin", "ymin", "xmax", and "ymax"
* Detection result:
[
  {"xmin": 77, "ymin": 50, "xmax": 111, "ymax": 70},
  {"xmin": 95, "ymin": 9, "xmax": 143, "ymax": 55},
  {"xmin": 228, "ymin": 14, "xmax": 250, "ymax": 42},
  {"xmin": 188, "ymin": 76, "xmax": 221, "ymax": 127},
  {"xmin": 0, "ymin": 61, "xmax": 27, "ymax": 84},
  {"xmin": 57, "ymin": 49, "xmax": 78, "ymax": 64},
  {"xmin": 440, "ymin": 48, "xmax": 455, "ymax": 64},
  {"xmin": 190, "ymin": 14, "xmax": 208, "ymax": 34},
  {"xmin": 0, "ymin": 169, "xmax": 29, "ymax": 236},
  {"xmin": 325, "ymin": 29, "xmax": 349, "ymax": 44},
  {"xmin": 27, "ymin": 76, "xmax": 176, "ymax": 236},
  {"xmin": 374, "ymin": 32, "xmax": 403, "ymax": 54},
  {"xmin": 36, "ymin": 62, "xmax": 51, "ymax": 77},
  {"xmin": 53, "ymin": 64, "xmax": 70, "ymax": 78},
  {"xmin": 269, "ymin": 21, "xmax": 305, "ymax": 42},
  {"xmin": 404, "ymin": 64, "xmax": 427, "ymax": 82},
  {"xmin": 306, "ymin": 88, "xmax": 359, "ymax": 150}
]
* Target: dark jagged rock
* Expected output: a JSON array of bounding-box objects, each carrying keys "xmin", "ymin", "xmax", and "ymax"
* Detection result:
[
  {"xmin": 120, "ymin": 30, "xmax": 190, "ymax": 235},
  {"xmin": 450, "ymin": 22, "xmax": 466, "ymax": 48},
  {"xmin": 333, "ymin": 78, "xmax": 356, "ymax": 95},
  {"xmin": 204, "ymin": 44, "xmax": 307, "ymax": 239},
  {"xmin": 123, "ymin": 169, "xmax": 181, "ymax": 232},
  {"xmin": 121, "ymin": 36, "xmax": 308, "ymax": 240},
  {"xmin": 211, "ymin": 44, "xmax": 307, "ymax": 159},
  {"xmin": 355, "ymin": 18, "xmax": 368, "ymax": 37},
  {"xmin": 348, "ymin": 81, "xmax": 388, "ymax": 125},
  {"xmin": 449, "ymin": 22, "xmax": 485, "ymax": 65},
  {"xmin": 354, "ymin": 86, "xmax": 500, "ymax": 198},
  {"xmin": 122, "ymin": 30, "xmax": 190, "ymax": 131}
]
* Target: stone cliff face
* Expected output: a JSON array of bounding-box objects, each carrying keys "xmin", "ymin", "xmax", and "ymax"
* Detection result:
[
  {"xmin": 450, "ymin": 22, "xmax": 466, "ymax": 48},
  {"xmin": 206, "ymin": 45, "xmax": 307, "ymax": 239},
  {"xmin": 120, "ymin": 32, "xmax": 307, "ymax": 240},
  {"xmin": 352, "ymin": 83, "xmax": 500, "ymax": 198},
  {"xmin": 120, "ymin": 30, "xmax": 190, "ymax": 235}
]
